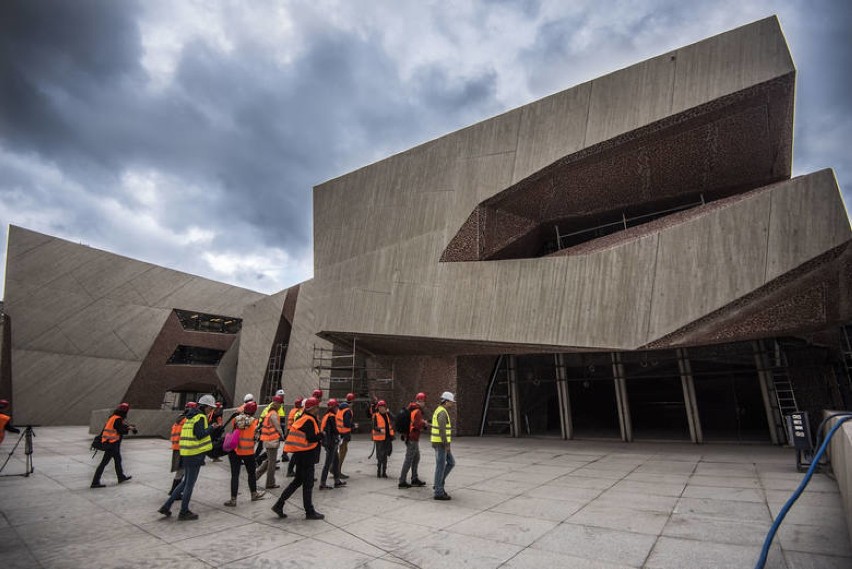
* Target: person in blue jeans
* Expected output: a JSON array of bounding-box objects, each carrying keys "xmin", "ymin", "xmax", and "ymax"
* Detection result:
[{"xmin": 431, "ymin": 391, "xmax": 456, "ymax": 500}]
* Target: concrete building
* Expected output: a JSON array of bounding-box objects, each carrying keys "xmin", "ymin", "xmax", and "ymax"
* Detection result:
[{"xmin": 2, "ymin": 17, "xmax": 850, "ymax": 444}]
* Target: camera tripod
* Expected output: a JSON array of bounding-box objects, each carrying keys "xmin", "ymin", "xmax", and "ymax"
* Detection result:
[{"xmin": 0, "ymin": 425, "xmax": 35, "ymax": 477}]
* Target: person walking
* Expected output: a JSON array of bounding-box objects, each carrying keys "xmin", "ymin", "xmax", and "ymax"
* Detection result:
[
  {"xmin": 256, "ymin": 390, "xmax": 286, "ymax": 462},
  {"xmin": 431, "ymin": 391, "xmax": 456, "ymax": 500},
  {"xmin": 335, "ymin": 393, "xmax": 356, "ymax": 478},
  {"xmin": 91, "ymin": 402, "xmax": 137, "ymax": 488},
  {"xmin": 372, "ymin": 400, "xmax": 395, "ymax": 478},
  {"xmin": 271, "ymin": 396, "xmax": 324, "ymax": 520},
  {"xmin": 223, "ymin": 401, "xmax": 265, "ymax": 507},
  {"xmin": 167, "ymin": 402, "xmax": 196, "ymax": 496},
  {"xmin": 318, "ymin": 398, "xmax": 345, "ymax": 490},
  {"xmin": 398, "ymin": 392, "xmax": 428, "ymax": 489},
  {"xmin": 255, "ymin": 395, "xmax": 285, "ymax": 488},
  {"xmin": 158, "ymin": 394, "xmax": 223, "ymax": 520},
  {"xmin": 0, "ymin": 399, "xmax": 20, "ymax": 445},
  {"xmin": 285, "ymin": 397, "xmax": 303, "ymax": 477}
]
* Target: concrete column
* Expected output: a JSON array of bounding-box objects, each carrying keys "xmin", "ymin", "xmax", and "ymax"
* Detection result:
[
  {"xmin": 752, "ymin": 340, "xmax": 782, "ymax": 445},
  {"xmin": 677, "ymin": 348, "xmax": 703, "ymax": 444},
  {"xmin": 554, "ymin": 353, "xmax": 573, "ymax": 440},
  {"xmin": 611, "ymin": 352, "xmax": 633, "ymax": 442},
  {"xmin": 507, "ymin": 355, "xmax": 522, "ymax": 438}
]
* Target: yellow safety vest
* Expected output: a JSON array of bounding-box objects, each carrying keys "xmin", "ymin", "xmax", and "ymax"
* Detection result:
[
  {"xmin": 430, "ymin": 406, "xmax": 452, "ymax": 443},
  {"xmin": 179, "ymin": 414, "xmax": 212, "ymax": 456},
  {"xmin": 259, "ymin": 401, "xmax": 287, "ymax": 421}
]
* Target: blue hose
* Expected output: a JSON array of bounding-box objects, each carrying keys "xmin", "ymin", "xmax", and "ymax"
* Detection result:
[{"xmin": 754, "ymin": 414, "xmax": 852, "ymax": 569}]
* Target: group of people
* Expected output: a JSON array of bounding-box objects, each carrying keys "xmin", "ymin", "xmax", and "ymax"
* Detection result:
[{"xmin": 91, "ymin": 387, "xmax": 458, "ymax": 522}]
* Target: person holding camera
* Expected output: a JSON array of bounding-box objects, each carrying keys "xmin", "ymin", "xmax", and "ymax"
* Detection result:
[
  {"xmin": 158, "ymin": 394, "xmax": 223, "ymax": 520},
  {"xmin": 91, "ymin": 402, "xmax": 137, "ymax": 488}
]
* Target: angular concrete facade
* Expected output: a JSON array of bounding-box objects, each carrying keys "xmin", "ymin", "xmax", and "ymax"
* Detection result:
[{"xmin": 2, "ymin": 17, "xmax": 850, "ymax": 439}]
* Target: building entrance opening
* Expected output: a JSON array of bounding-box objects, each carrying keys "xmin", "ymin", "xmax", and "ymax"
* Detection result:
[
  {"xmin": 690, "ymin": 344, "xmax": 770, "ymax": 442},
  {"xmin": 564, "ymin": 353, "xmax": 620, "ymax": 439},
  {"xmin": 515, "ymin": 355, "xmax": 561, "ymax": 436},
  {"xmin": 622, "ymin": 350, "xmax": 690, "ymax": 441}
]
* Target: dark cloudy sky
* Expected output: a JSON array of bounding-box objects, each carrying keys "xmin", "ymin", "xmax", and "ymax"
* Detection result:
[{"xmin": 1, "ymin": 1, "xmax": 850, "ymax": 295}]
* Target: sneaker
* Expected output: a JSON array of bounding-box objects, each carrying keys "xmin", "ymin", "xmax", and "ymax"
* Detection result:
[
  {"xmin": 90, "ymin": 482, "xmax": 106, "ymax": 489},
  {"xmin": 319, "ymin": 484, "xmax": 333, "ymax": 490},
  {"xmin": 157, "ymin": 506, "xmax": 171, "ymax": 517},
  {"xmin": 178, "ymin": 510, "xmax": 199, "ymax": 521},
  {"xmin": 117, "ymin": 475, "xmax": 132, "ymax": 484},
  {"xmin": 305, "ymin": 511, "xmax": 325, "ymax": 520},
  {"xmin": 411, "ymin": 479, "xmax": 427, "ymax": 487},
  {"xmin": 339, "ymin": 473, "xmax": 349, "ymax": 479},
  {"xmin": 433, "ymin": 494, "xmax": 452, "ymax": 501},
  {"xmin": 333, "ymin": 480, "xmax": 347, "ymax": 488},
  {"xmin": 251, "ymin": 490, "xmax": 266, "ymax": 501},
  {"xmin": 266, "ymin": 484, "xmax": 280, "ymax": 489},
  {"xmin": 223, "ymin": 498, "xmax": 237, "ymax": 507},
  {"xmin": 271, "ymin": 504, "xmax": 287, "ymax": 518},
  {"xmin": 398, "ymin": 481, "xmax": 411, "ymax": 489}
]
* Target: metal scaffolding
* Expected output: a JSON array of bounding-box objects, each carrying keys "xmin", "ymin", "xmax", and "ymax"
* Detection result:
[{"xmin": 311, "ymin": 338, "xmax": 393, "ymax": 403}]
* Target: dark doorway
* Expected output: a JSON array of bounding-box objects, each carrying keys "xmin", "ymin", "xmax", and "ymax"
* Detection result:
[
  {"xmin": 690, "ymin": 344, "xmax": 770, "ymax": 442},
  {"xmin": 564, "ymin": 353, "xmax": 620, "ymax": 439},
  {"xmin": 622, "ymin": 350, "xmax": 690, "ymax": 441},
  {"xmin": 516, "ymin": 355, "xmax": 561, "ymax": 436}
]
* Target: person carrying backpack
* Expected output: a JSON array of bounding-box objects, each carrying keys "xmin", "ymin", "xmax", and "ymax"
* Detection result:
[
  {"xmin": 398, "ymin": 392, "xmax": 428, "ymax": 488},
  {"xmin": 223, "ymin": 401, "xmax": 265, "ymax": 506},
  {"xmin": 371, "ymin": 400, "xmax": 395, "ymax": 478}
]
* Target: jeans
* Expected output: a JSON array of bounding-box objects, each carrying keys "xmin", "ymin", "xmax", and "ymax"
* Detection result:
[
  {"xmin": 399, "ymin": 439, "xmax": 421, "ymax": 483},
  {"xmin": 163, "ymin": 461, "xmax": 201, "ymax": 514},
  {"xmin": 320, "ymin": 441, "xmax": 340, "ymax": 485},
  {"xmin": 228, "ymin": 452, "xmax": 257, "ymax": 497},
  {"xmin": 93, "ymin": 443, "xmax": 124, "ymax": 483},
  {"xmin": 433, "ymin": 444, "xmax": 455, "ymax": 497},
  {"xmin": 274, "ymin": 453, "xmax": 317, "ymax": 515}
]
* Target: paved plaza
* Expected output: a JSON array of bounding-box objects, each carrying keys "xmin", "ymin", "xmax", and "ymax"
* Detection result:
[{"xmin": 0, "ymin": 427, "xmax": 850, "ymax": 568}]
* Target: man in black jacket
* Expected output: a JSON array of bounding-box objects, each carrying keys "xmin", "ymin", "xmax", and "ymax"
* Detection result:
[
  {"xmin": 91, "ymin": 403, "xmax": 137, "ymax": 488},
  {"xmin": 272, "ymin": 396, "xmax": 325, "ymax": 520}
]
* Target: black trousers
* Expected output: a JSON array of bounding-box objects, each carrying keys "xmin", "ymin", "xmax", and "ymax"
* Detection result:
[
  {"xmin": 93, "ymin": 443, "xmax": 124, "ymax": 483},
  {"xmin": 376, "ymin": 439, "xmax": 392, "ymax": 471},
  {"xmin": 320, "ymin": 441, "xmax": 340, "ymax": 484},
  {"xmin": 228, "ymin": 452, "xmax": 257, "ymax": 497},
  {"xmin": 274, "ymin": 453, "xmax": 316, "ymax": 514}
]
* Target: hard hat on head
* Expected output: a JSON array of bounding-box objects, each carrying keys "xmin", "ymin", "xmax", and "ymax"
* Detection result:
[
  {"xmin": 244, "ymin": 393, "xmax": 255, "ymax": 402},
  {"xmin": 118, "ymin": 402, "xmax": 130, "ymax": 412},
  {"xmin": 0, "ymin": 398, "xmax": 9, "ymax": 409},
  {"xmin": 416, "ymin": 392, "xmax": 427, "ymax": 401},
  {"xmin": 304, "ymin": 397, "xmax": 319, "ymax": 410},
  {"xmin": 185, "ymin": 401, "xmax": 198, "ymax": 409},
  {"xmin": 244, "ymin": 401, "xmax": 258, "ymax": 414},
  {"xmin": 377, "ymin": 400, "xmax": 387, "ymax": 408},
  {"xmin": 327, "ymin": 398, "xmax": 338, "ymax": 408},
  {"xmin": 276, "ymin": 389, "xmax": 285, "ymax": 397},
  {"xmin": 440, "ymin": 391, "xmax": 455, "ymax": 403},
  {"xmin": 197, "ymin": 394, "xmax": 216, "ymax": 408},
  {"xmin": 312, "ymin": 389, "xmax": 323, "ymax": 399},
  {"xmin": 346, "ymin": 393, "xmax": 355, "ymax": 401},
  {"xmin": 273, "ymin": 395, "xmax": 284, "ymax": 404},
  {"xmin": 215, "ymin": 402, "xmax": 222, "ymax": 408},
  {"xmin": 294, "ymin": 397, "xmax": 303, "ymax": 407}
]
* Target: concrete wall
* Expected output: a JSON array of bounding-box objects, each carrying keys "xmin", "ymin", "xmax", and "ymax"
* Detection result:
[
  {"xmin": 234, "ymin": 288, "xmax": 289, "ymax": 401},
  {"xmin": 826, "ymin": 412, "xmax": 852, "ymax": 546},
  {"xmin": 5, "ymin": 226, "xmax": 266, "ymax": 425}
]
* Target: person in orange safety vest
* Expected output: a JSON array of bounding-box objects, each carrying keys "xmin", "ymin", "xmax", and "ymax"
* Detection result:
[
  {"xmin": 91, "ymin": 402, "xmax": 137, "ymax": 488},
  {"xmin": 223, "ymin": 401, "xmax": 266, "ymax": 506},
  {"xmin": 271, "ymin": 397, "xmax": 325, "ymax": 520},
  {"xmin": 255, "ymin": 396, "xmax": 285, "ymax": 489},
  {"xmin": 372, "ymin": 400, "xmax": 395, "ymax": 478}
]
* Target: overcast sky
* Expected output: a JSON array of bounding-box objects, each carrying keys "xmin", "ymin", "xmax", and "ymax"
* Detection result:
[{"xmin": 1, "ymin": 0, "xmax": 850, "ymax": 295}]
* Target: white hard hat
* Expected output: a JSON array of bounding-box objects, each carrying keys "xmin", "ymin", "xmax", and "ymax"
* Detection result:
[
  {"xmin": 198, "ymin": 394, "xmax": 217, "ymax": 407},
  {"xmin": 275, "ymin": 389, "xmax": 285, "ymax": 396},
  {"xmin": 244, "ymin": 393, "xmax": 255, "ymax": 402},
  {"xmin": 440, "ymin": 391, "xmax": 455, "ymax": 403}
]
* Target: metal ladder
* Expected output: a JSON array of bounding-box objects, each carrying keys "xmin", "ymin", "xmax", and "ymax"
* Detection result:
[
  {"xmin": 769, "ymin": 341, "xmax": 799, "ymax": 418},
  {"xmin": 479, "ymin": 355, "xmax": 514, "ymax": 436}
]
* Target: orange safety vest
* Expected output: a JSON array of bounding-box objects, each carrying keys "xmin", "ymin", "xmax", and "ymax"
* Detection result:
[
  {"xmin": 336, "ymin": 407, "xmax": 352, "ymax": 434},
  {"xmin": 287, "ymin": 406, "xmax": 299, "ymax": 430},
  {"xmin": 320, "ymin": 410, "xmax": 336, "ymax": 434},
  {"xmin": 170, "ymin": 417, "xmax": 186, "ymax": 450},
  {"xmin": 371, "ymin": 412, "xmax": 395, "ymax": 441},
  {"xmin": 0, "ymin": 413, "xmax": 9, "ymax": 445},
  {"xmin": 101, "ymin": 414, "xmax": 121, "ymax": 444},
  {"xmin": 260, "ymin": 412, "xmax": 281, "ymax": 442},
  {"xmin": 233, "ymin": 418, "xmax": 258, "ymax": 456},
  {"xmin": 283, "ymin": 414, "xmax": 319, "ymax": 453}
]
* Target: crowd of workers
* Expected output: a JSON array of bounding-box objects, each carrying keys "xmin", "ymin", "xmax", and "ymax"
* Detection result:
[{"xmin": 89, "ymin": 388, "xmax": 457, "ymax": 521}]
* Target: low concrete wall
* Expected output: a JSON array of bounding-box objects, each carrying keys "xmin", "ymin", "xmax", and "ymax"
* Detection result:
[
  {"xmin": 826, "ymin": 411, "xmax": 852, "ymax": 546},
  {"xmin": 89, "ymin": 409, "xmax": 179, "ymax": 439}
]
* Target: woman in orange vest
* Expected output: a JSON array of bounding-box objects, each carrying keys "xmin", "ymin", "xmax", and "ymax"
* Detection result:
[
  {"xmin": 335, "ymin": 393, "xmax": 357, "ymax": 478},
  {"xmin": 91, "ymin": 402, "xmax": 137, "ymax": 488},
  {"xmin": 372, "ymin": 400, "xmax": 395, "ymax": 478},
  {"xmin": 255, "ymin": 395, "xmax": 285, "ymax": 489},
  {"xmin": 167, "ymin": 402, "xmax": 196, "ymax": 497},
  {"xmin": 319, "ymin": 398, "xmax": 346, "ymax": 490},
  {"xmin": 0, "ymin": 399, "xmax": 20, "ymax": 445},
  {"xmin": 271, "ymin": 396, "xmax": 324, "ymax": 520},
  {"xmin": 224, "ymin": 401, "xmax": 266, "ymax": 506}
]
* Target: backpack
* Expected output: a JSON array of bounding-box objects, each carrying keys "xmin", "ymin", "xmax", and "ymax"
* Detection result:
[{"xmin": 394, "ymin": 407, "xmax": 410, "ymax": 439}]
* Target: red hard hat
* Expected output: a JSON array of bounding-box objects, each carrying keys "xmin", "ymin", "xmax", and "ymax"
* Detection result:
[
  {"xmin": 273, "ymin": 395, "xmax": 284, "ymax": 404},
  {"xmin": 118, "ymin": 402, "xmax": 130, "ymax": 412},
  {"xmin": 294, "ymin": 397, "xmax": 303, "ymax": 407},
  {"xmin": 215, "ymin": 402, "xmax": 222, "ymax": 408},
  {"xmin": 186, "ymin": 401, "xmax": 198, "ymax": 409},
  {"xmin": 0, "ymin": 399, "xmax": 8, "ymax": 409},
  {"xmin": 304, "ymin": 397, "xmax": 319, "ymax": 410},
  {"xmin": 377, "ymin": 400, "xmax": 387, "ymax": 407},
  {"xmin": 416, "ymin": 392, "xmax": 427, "ymax": 401},
  {"xmin": 244, "ymin": 401, "xmax": 258, "ymax": 414},
  {"xmin": 312, "ymin": 389, "xmax": 323, "ymax": 399},
  {"xmin": 346, "ymin": 393, "xmax": 355, "ymax": 401},
  {"xmin": 327, "ymin": 398, "xmax": 339, "ymax": 408}
]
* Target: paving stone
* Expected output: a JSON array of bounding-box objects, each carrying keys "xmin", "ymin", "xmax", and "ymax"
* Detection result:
[
  {"xmin": 568, "ymin": 504, "xmax": 670, "ymax": 535},
  {"xmin": 502, "ymin": 547, "xmax": 636, "ymax": 568},
  {"xmin": 662, "ymin": 513, "xmax": 771, "ymax": 546},
  {"xmin": 392, "ymin": 529, "xmax": 522, "ymax": 569},
  {"xmin": 531, "ymin": 522, "xmax": 657, "ymax": 566},
  {"xmin": 681, "ymin": 484, "xmax": 765, "ymax": 502},
  {"xmin": 491, "ymin": 494, "xmax": 585, "ymax": 521},
  {"xmin": 782, "ymin": 551, "xmax": 852, "ymax": 568},
  {"xmin": 644, "ymin": 536, "xmax": 787, "ymax": 569},
  {"xmin": 674, "ymin": 496, "xmax": 771, "ymax": 522},
  {"xmin": 445, "ymin": 509, "xmax": 559, "ymax": 547}
]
